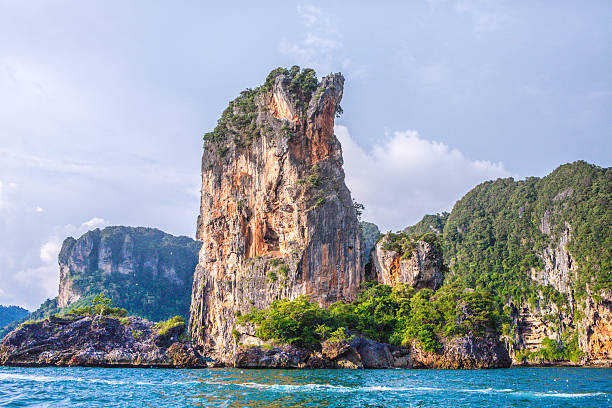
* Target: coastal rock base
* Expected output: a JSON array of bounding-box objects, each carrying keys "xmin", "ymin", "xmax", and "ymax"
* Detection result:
[
  {"xmin": 232, "ymin": 334, "xmax": 510, "ymax": 369},
  {"xmin": 0, "ymin": 315, "xmax": 208, "ymax": 368},
  {"xmin": 410, "ymin": 335, "xmax": 512, "ymax": 369}
]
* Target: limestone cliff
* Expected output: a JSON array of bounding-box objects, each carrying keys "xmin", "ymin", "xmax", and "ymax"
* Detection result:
[
  {"xmin": 57, "ymin": 226, "xmax": 201, "ymax": 322},
  {"xmin": 189, "ymin": 67, "xmax": 364, "ymax": 362},
  {"xmin": 370, "ymin": 235, "xmax": 443, "ymax": 290},
  {"xmin": 431, "ymin": 161, "xmax": 611, "ymax": 365}
]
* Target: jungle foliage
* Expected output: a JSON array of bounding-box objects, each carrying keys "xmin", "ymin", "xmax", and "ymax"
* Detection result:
[
  {"xmin": 238, "ymin": 283, "xmax": 503, "ymax": 352},
  {"xmin": 441, "ymin": 161, "xmax": 611, "ymax": 301}
]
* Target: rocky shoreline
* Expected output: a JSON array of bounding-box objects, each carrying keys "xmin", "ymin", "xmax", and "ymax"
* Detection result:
[
  {"xmin": 1, "ymin": 312, "xmax": 608, "ymax": 369},
  {"xmin": 8, "ymin": 313, "xmax": 606, "ymax": 369},
  {"xmin": 0, "ymin": 315, "xmax": 209, "ymax": 369}
]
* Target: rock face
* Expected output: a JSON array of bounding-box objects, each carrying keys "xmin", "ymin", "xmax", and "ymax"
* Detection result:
[
  {"xmin": 230, "ymin": 333, "xmax": 510, "ymax": 369},
  {"xmin": 580, "ymin": 292, "xmax": 612, "ymax": 364},
  {"xmin": 0, "ymin": 315, "xmax": 207, "ymax": 368},
  {"xmin": 436, "ymin": 162, "xmax": 611, "ymax": 365},
  {"xmin": 232, "ymin": 335, "xmax": 408, "ymax": 369},
  {"xmin": 189, "ymin": 68, "xmax": 364, "ymax": 363},
  {"xmin": 509, "ymin": 214, "xmax": 611, "ymax": 365},
  {"xmin": 57, "ymin": 226, "xmax": 201, "ymax": 322},
  {"xmin": 371, "ymin": 236, "xmax": 443, "ymax": 290},
  {"xmin": 359, "ymin": 221, "xmax": 380, "ymax": 259},
  {"xmin": 410, "ymin": 335, "xmax": 511, "ymax": 369}
]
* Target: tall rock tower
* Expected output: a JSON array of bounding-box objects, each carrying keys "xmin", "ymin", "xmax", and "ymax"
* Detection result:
[{"xmin": 189, "ymin": 67, "xmax": 364, "ymax": 362}]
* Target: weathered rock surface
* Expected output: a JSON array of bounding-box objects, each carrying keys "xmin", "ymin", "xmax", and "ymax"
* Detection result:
[
  {"xmin": 231, "ymin": 333, "xmax": 510, "ymax": 369},
  {"xmin": 371, "ymin": 237, "xmax": 443, "ymax": 290},
  {"xmin": 579, "ymin": 292, "xmax": 612, "ymax": 364},
  {"xmin": 360, "ymin": 221, "xmax": 380, "ymax": 259},
  {"xmin": 0, "ymin": 315, "xmax": 208, "ymax": 368},
  {"xmin": 510, "ymin": 215, "xmax": 612, "ymax": 364},
  {"xmin": 189, "ymin": 68, "xmax": 364, "ymax": 363},
  {"xmin": 410, "ymin": 335, "xmax": 511, "ymax": 369},
  {"xmin": 57, "ymin": 226, "xmax": 201, "ymax": 321}
]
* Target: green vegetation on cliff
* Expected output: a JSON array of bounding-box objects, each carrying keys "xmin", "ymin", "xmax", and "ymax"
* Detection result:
[
  {"xmin": 404, "ymin": 212, "xmax": 449, "ymax": 236},
  {"xmin": 381, "ymin": 231, "xmax": 441, "ymax": 260},
  {"xmin": 68, "ymin": 294, "xmax": 128, "ymax": 318},
  {"xmin": 203, "ymin": 65, "xmax": 320, "ymax": 153},
  {"xmin": 0, "ymin": 305, "xmax": 29, "ymax": 329},
  {"xmin": 515, "ymin": 334, "xmax": 584, "ymax": 363},
  {"xmin": 0, "ymin": 298, "xmax": 57, "ymax": 339},
  {"xmin": 441, "ymin": 161, "xmax": 611, "ymax": 302},
  {"xmin": 60, "ymin": 226, "xmax": 201, "ymax": 323},
  {"xmin": 238, "ymin": 283, "xmax": 503, "ymax": 352}
]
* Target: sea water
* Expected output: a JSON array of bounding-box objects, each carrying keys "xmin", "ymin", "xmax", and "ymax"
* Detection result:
[{"xmin": 0, "ymin": 366, "xmax": 610, "ymax": 407}]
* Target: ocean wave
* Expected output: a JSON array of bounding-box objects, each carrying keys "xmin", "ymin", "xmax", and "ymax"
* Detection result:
[
  {"xmin": 0, "ymin": 372, "xmax": 194, "ymax": 387},
  {"xmin": 513, "ymin": 391, "xmax": 606, "ymax": 398},
  {"xmin": 236, "ymin": 383, "xmax": 443, "ymax": 393},
  {"xmin": 458, "ymin": 388, "xmax": 514, "ymax": 394},
  {"xmin": 233, "ymin": 382, "xmax": 607, "ymax": 399},
  {"xmin": 1, "ymin": 372, "xmax": 607, "ymax": 400}
]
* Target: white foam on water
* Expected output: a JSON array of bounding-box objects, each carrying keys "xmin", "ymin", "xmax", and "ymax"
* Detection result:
[
  {"xmin": 0, "ymin": 372, "xmax": 166, "ymax": 387},
  {"xmin": 458, "ymin": 388, "xmax": 514, "ymax": 394},
  {"xmin": 513, "ymin": 391, "xmax": 606, "ymax": 399},
  {"xmin": 232, "ymin": 382, "xmax": 608, "ymax": 399},
  {"xmin": 235, "ymin": 382, "xmax": 444, "ymax": 393}
]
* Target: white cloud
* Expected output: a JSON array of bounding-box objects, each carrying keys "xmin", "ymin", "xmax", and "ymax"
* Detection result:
[
  {"xmin": 80, "ymin": 217, "xmax": 107, "ymax": 230},
  {"xmin": 336, "ymin": 125, "xmax": 511, "ymax": 231},
  {"xmin": 1, "ymin": 213, "xmax": 109, "ymax": 309},
  {"xmin": 40, "ymin": 240, "xmax": 61, "ymax": 264}
]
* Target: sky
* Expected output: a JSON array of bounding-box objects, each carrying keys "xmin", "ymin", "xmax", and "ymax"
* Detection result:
[{"xmin": 1, "ymin": 1, "xmax": 610, "ymax": 310}]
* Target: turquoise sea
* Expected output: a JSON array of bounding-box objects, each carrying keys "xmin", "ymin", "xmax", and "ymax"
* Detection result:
[{"xmin": 0, "ymin": 366, "xmax": 610, "ymax": 407}]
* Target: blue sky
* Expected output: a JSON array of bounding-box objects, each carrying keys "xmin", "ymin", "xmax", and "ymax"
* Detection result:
[{"xmin": 0, "ymin": 1, "xmax": 610, "ymax": 309}]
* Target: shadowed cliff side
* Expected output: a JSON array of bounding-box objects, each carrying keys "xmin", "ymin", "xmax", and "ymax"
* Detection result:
[{"xmin": 189, "ymin": 67, "xmax": 364, "ymax": 363}]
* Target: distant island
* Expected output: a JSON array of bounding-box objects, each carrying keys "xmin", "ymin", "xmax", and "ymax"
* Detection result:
[{"xmin": 1, "ymin": 67, "xmax": 610, "ymax": 369}]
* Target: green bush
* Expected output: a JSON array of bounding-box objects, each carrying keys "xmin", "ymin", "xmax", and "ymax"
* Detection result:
[
  {"xmin": 154, "ymin": 315, "xmax": 185, "ymax": 336},
  {"xmin": 381, "ymin": 232, "xmax": 441, "ymax": 260},
  {"xmin": 205, "ymin": 66, "xmax": 322, "ymax": 152},
  {"xmin": 517, "ymin": 333, "xmax": 584, "ymax": 363},
  {"xmin": 69, "ymin": 294, "xmax": 128, "ymax": 318},
  {"xmin": 239, "ymin": 283, "xmax": 503, "ymax": 352},
  {"xmin": 266, "ymin": 270, "xmax": 278, "ymax": 282},
  {"xmin": 232, "ymin": 329, "xmax": 241, "ymax": 342}
]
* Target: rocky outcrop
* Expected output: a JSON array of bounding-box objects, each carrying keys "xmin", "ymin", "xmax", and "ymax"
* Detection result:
[
  {"xmin": 438, "ymin": 162, "xmax": 611, "ymax": 365},
  {"xmin": 410, "ymin": 335, "xmax": 511, "ymax": 369},
  {"xmin": 57, "ymin": 226, "xmax": 201, "ymax": 322},
  {"xmin": 189, "ymin": 67, "xmax": 364, "ymax": 363},
  {"xmin": 232, "ymin": 335, "xmax": 407, "ymax": 369},
  {"xmin": 532, "ymin": 220, "xmax": 575, "ymax": 298},
  {"xmin": 0, "ymin": 315, "xmax": 208, "ymax": 368},
  {"xmin": 360, "ymin": 221, "xmax": 380, "ymax": 259},
  {"xmin": 513, "ymin": 214, "xmax": 612, "ymax": 364},
  {"xmin": 371, "ymin": 236, "xmax": 443, "ymax": 290},
  {"xmin": 231, "ymin": 333, "xmax": 510, "ymax": 369},
  {"xmin": 579, "ymin": 292, "xmax": 612, "ymax": 364}
]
